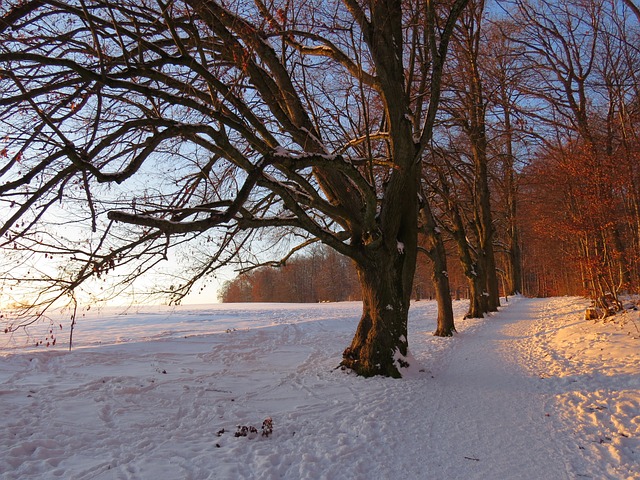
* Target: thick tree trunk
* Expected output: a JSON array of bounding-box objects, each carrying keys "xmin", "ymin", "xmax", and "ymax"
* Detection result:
[
  {"xmin": 342, "ymin": 245, "xmax": 415, "ymax": 378},
  {"xmin": 466, "ymin": 262, "xmax": 489, "ymax": 318},
  {"xmin": 342, "ymin": 159, "xmax": 419, "ymax": 378},
  {"xmin": 337, "ymin": 0, "xmax": 467, "ymax": 377}
]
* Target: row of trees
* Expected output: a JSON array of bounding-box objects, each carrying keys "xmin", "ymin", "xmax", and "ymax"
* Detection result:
[
  {"xmin": 222, "ymin": 0, "xmax": 640, "ymax": 313},
  {"xmin": 1, "ymin": 0, "xmax": 639, "ymax": 376},
  {"xmin": 424, "ymin": 0, "xmax": 640, "ymax": 315}
]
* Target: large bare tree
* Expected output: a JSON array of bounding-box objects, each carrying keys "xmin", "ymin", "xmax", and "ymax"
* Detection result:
[{"xmin": 0, "ymin": 0, "xmax": 468, "ymax": 376}]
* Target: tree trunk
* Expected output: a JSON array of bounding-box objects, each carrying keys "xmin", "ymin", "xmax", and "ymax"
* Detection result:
[
  {"xmin": 342, "ymin": 245, "xmax": 415, "ymax": 378},
  {"xmin": 453, "ymin": 0, "xmax": 500, "ymax": 312},
  {"xmin": 446, "ymin": 195, "xmax": 490, "ymax": 319},
  {"xmin": 432, "ymin": 259, "xmax": 455, "ymax": 336},
  {"xmin": 484, "ymin": 242, "xmax": 501, "ymax": 311},
  {"xmin": 420, "ymin": 203, "xmax": 456, "ymax": 336},
  {"xmin": 503, "ymin": 102, "xmax": 523, "ymax": 295},
  {"xmin": 507, "ymin": 227, "xmax": 523, "ymax": 295},
  {"xmin": 472, "ymin": 138, "xmax": 501, "ymax": 312},
  {"xmin": 466, "ymin": 261, "xmax": 489, "ymax": 318},
  {"xmin": 340, "ymin": 150, "xmax": 419, "ymax": 377}
]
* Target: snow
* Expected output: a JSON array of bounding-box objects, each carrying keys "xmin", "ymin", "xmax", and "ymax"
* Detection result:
[
  {"xmin": 1, "ymin": 297, "xmax": 638, "ymax": 479},
  {"xmin": 272, "ymin": 146, "xmax": 289, "ymax": 157}
]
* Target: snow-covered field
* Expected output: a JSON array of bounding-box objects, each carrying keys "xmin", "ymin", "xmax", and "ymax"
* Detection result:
[{"xmin": 0, "ymin": 297, "xmax": 638, "ymax": 479}]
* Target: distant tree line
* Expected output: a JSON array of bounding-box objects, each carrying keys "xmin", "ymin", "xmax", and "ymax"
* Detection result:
[{"xmin": 219, "ymin": 245, "xmax": 360, "ymax": 303}]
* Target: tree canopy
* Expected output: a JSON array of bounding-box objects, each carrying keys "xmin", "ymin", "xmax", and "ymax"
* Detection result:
[{"xmin": 0, "ymin": 0, "xmax": 469, "ymax": 376}]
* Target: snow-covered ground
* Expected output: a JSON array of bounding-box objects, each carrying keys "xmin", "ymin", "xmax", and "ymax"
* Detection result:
[{"xmin": 0, "ymin": 297, "xmax": 638, "ymax": 479}]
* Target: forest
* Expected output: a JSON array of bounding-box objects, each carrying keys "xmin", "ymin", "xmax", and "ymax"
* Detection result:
[{"xmin": 1, "ymin": 0, "xmax": 639, "ymax": 376}]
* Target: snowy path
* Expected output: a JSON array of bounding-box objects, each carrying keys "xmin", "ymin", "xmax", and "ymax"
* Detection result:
[
  {"xmin": 423, "ymin": 298, "xmax": 572, "ymax": 479},
  {"xmin": 1, "ymin": 298, "xmax": 638, "ymax": 479}
]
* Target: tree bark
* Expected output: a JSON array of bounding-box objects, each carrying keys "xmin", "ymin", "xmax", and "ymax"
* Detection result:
[
  {"xmin": 452, "ymin": 218, "xmax": 489, "ymax": 319},
  {"xmin": 450, "ymin": 0, "xmax": 500, "ymax": 312},
  {"xmin": 503, "ymin": 103, "xmax": 522, "ymax": 295},
  {"xmin": 470, "ymin": 112, "xmax": 500, "ymax": 312},
  {"xmin": 466, "ymin": 260, "xmax": 489, "ymax": 318},
  {"xmin": 420, "ymin": 203, "xmax": 456, "ymax": 336},
  {"xmin": 440, "ymin": 174, "xmax": 490, "ymax": 319},
  {"xmin": 342, "ymin": 241, "xmax": 417, "ymax": 378},
  {"xmin": 507, "ymin": 226, "xmax": 523, "ymax": 295},
  {"xmin": 484, "ymin": 238, "xmax": 501, "ymax": 311}
]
